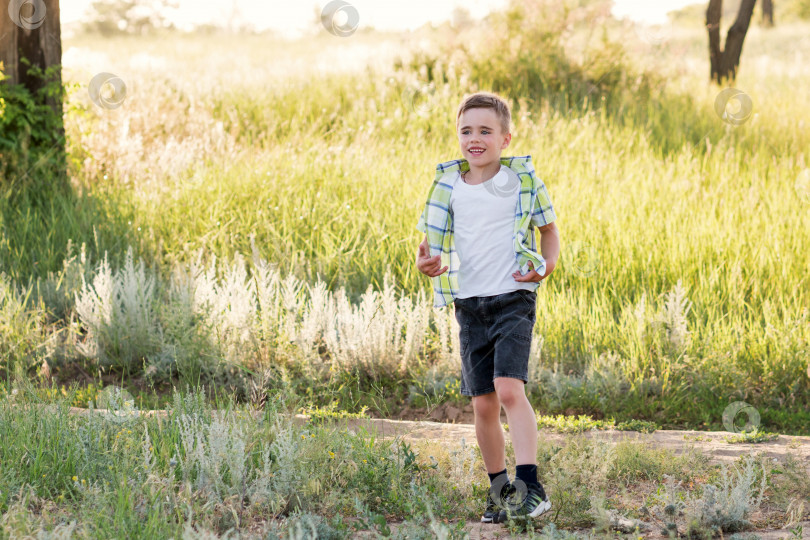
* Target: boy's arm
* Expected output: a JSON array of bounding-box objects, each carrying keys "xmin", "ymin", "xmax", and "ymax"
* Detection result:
[
  {"xmin": 529, "ymin": 173, "xmax": 558, "ymax": 280},
  {"xmin": 536, "ymin": 222, "xmax": 560, "ymax": 280}
]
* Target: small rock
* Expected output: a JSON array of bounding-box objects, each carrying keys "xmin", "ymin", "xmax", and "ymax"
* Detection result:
[
  {"xmin": 607, "ymin": 510, "xmax": 650, "ymax": 533},
  {"xmin": 445, "ymin": 405, "xmax": 461, "ymax": 422},
  {"xmin": 429, "ymin": 405, "xmax": 444, "ymax": 421},
  {"xmin": 462, "ymin": 403, "xmax": 474, "ymax": 413}
]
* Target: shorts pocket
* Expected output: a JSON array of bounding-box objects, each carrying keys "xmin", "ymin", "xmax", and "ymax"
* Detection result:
[
  {"xmin": 510, "ymin": 331, "xmax": 533, "ymax": 343},
  {"xmin": 515, "ymin": 290, "xmax": 536, "ymax": 311},
  {"xmin": 455, "ymin": 309, "xmax": 470, "ymax": 356}
]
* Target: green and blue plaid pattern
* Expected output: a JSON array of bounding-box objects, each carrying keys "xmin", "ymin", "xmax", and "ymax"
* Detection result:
[{"xmin": 416, "ymin": 155, "xmax": 557, "ymax": 308}]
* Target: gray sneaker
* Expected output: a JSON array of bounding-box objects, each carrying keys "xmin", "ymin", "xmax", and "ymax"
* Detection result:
[
  {"xmin": 481, "ymin": 489, "xmax": 508, "ymax": 523},
  {"xmin": 482, "ymin": 475, "xmax": 513, "ymax": 523},
  {"xmin": 505, "ymin": 481, "xmax": 551, "ymax": 519}
]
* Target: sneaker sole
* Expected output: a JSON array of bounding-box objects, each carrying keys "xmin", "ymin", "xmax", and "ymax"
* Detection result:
[
  {"xmin": 529, "ymin": 499, "xmax": 552, "ymax": 518},
  {"xmin": 481, "ymin": 511, "xmax": 507, "ymax": 524},
  {"xmin": 506, "ymin": 500, "xmax": 552, "ymax": 520}
]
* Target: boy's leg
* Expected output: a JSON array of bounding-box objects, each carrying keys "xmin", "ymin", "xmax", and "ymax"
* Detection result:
[
  {"xmin": 472, "ymin": 391, "xmax": 506, "ymax": 473},
  {"xmin": 490, "ymin": 290, "xmax": 538, "ymax": 467},
  {"xmin": 455, "ymin": 297, "xmax": 506, "ymax": 472},
  {"xmin": 490, "ymin": 290, "xmax": 551, "ymax": 518},
  {"xmin": 493, "ymin": 377, "xmax": 537, "ymax": 466},
  {"xmin": 455, "ymin": 296, "xmax": 512, "ymax": 522},
  {"xmin": 473, "ymin": 391, "xmax": 513, "ymax": 523}
]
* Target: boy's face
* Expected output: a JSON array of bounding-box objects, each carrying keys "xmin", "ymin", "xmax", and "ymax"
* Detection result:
[{"xmin": 457, "ymin": 107, "xmax": 511, "ymax": 165}]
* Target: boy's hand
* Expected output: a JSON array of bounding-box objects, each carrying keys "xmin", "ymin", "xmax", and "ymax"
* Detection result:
[
  {"xmin": 417, "ymin": 236, "xmax": 448, "ymax": 277},
  {"xmin": 512, "ymin": 260, "xmax": 546, "ymax": 282},
  {"xmin": 514, "ymin": 222, "xmax": 559, "ymax": 282}
]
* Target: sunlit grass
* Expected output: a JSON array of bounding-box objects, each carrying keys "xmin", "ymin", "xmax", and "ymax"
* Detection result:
[
  {"xmin": 1, "ymin": 10, "xmax": 808, "ymax": 435},
  {"xmin": 2, "ymin": 4, "xmax": 810, "ymax": 535}
]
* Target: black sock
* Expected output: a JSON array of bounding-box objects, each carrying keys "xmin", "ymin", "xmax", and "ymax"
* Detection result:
[
  {"xmin": 488, "ymin": 468, "xmax": 508, "ymax": 484},
  {"xmin": 515, "ymin": 464, "xmax": 538, "ymax": 486}
]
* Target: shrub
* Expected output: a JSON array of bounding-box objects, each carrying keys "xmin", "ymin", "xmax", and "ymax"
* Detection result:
[
  {"xmin": 0, "ymin": 62, "xmax": 66, "ymax": 194},
  {"xmin": 75, "ymin": 247, "xmax": 162, "ymax": 373},
  {"xmin": 407, "ymin": 365, "xmax": 461, "ymax": 408},
  {"xmin": 652, "ymin": 456, "xmax": 769, "ymax": 537},
  {"xmin": 684, "ymin": 456, "xmax": 768, "ymax": 535},
  {"xmin": 396, "ymin": 0, "xmax": 663, "ymax": 116}
]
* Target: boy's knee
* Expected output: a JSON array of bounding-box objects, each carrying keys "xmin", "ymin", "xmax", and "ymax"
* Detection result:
[
  {"xmin": 472, "ymin": 392, "xmax": 500, "ymax": 418},
  {"xmin": 497, "ymin": 391, "xmax": 520, "ymax": 409},
  {"xmin": 494, "ymin": 380, "xmax": 523, "ymax": 408}
]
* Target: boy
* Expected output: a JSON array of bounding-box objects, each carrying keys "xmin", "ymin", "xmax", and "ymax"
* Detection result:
[{"xmin": 415, "ymin": 91, "xmax": 560, "ymax": 523}]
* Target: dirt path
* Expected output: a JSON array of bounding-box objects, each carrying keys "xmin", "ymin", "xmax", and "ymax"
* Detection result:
[
  {"xmin": 68, "ymin": 404, "xmax": 810, "ymax": 468},
  {"xmin": 292, "ymin": 414, "xmax": 810, "ymax": 468}
]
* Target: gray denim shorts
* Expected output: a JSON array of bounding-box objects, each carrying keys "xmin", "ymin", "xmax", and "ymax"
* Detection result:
[{"xmin": 453, "ymin": 289, "xmax": 536, "ymax": 397}]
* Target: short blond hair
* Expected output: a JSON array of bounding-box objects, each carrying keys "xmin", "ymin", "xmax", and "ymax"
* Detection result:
[{"xmin": 456, "ymin": 91, "xmax": 512, "ymax": 135}]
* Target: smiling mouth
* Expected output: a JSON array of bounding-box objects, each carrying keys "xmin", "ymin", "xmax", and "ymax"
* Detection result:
[{"xmin": 469, "ymin": 148, "xmax": 485, "ymax": 155}]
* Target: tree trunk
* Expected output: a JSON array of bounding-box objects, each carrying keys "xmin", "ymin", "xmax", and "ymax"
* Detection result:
[
  {"xmin": 706, "ymin": 0, "xmax": 757, "ymax": 83},
  {"xmin": 1, "ymin": 0, "xmax": 65, "ymax": 183},
  {"xmin": 0, "ymin": 0, "xmax": 63, "ymax": 117},
  {"xmin": 707, "ymin": 0, "xmax": 723, "ymax": 83},
  {"xmin": 761, "ymin": 0, "xmax": 774, "ymax": 26}
]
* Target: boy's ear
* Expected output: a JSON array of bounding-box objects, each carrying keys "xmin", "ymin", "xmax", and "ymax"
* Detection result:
[{"xmin": 501, "ymin": 132, "xmax": 512, "ymax": 148}]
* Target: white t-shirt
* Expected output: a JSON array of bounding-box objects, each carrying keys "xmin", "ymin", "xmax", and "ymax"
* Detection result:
[{"xmin": 449, "ymin": 165, "xmax": 537, "ymax": 299}]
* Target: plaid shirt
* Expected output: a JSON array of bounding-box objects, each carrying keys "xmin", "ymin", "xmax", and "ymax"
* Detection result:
[{"xmin": 416, "ymin": 155, "xmax": 557, "ymax": 308}]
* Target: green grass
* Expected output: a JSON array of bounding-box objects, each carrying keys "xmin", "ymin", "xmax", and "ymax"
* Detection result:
[
  {"xmin": 4, "ymin": 376, "xmax": 809, "ymax": 537},
  {"xmin": 725, "ymin": 429, "xmax": 781, "ymax": 444},
  {"xmin": 535, "ymin": 414, "xmax": 614, "ymax": 433},
  {"xmin": 0, "ymin": 383, "xmax": 463, "ymax": 538},
  {"xmin": 3, "ymin": 3, "xmax": 810, "ymax": 534},
  {"xmin": 9, "ymin": 381, "xmax": 804, "ymax": 538},
  {"xmin": 506, "ymin": 414, "xmax": 659, "ymax": 433},
  {"xmin": 298, "ymin": 400, "xmax": 369, "ymax": 424},
  {"xmin": 0, "ymin": 2, "xmax": 809, "ymax": 436}
]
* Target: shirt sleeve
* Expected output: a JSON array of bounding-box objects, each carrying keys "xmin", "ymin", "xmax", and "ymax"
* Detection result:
[
  {"xmin": 416, "ymin": 206, "xmax": 427, "ymax": 233},
  {"xmin": 530, "ymin": 180, "xmax": 557, "ymax": 227}
]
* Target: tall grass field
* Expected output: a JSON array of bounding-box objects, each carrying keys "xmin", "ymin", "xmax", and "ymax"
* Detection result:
[
  {"xmin": 1, "ymin": 0, "xmax": 808, "ymax": 430},
  {"xmin": 1, "ymin": 0, "xmax": 809, "ymax": 535}
]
